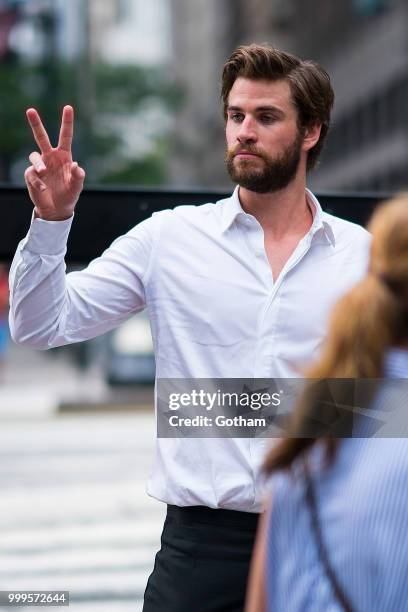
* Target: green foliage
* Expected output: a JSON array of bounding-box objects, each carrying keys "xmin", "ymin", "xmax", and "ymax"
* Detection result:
[
  {"xmin": 91, "ymin": 64, "xmax": 182, "ymax": 114},
  {"xmin": 0, "ymin": 63, "xmax": 38, "ymax": 157},
  {"xmin": 102, "ymin": 154, "xmax": 167, "ymax": 186},
  {"xmin": 0, "ymin": 58, "xmax": 182, "ymax": 184}
]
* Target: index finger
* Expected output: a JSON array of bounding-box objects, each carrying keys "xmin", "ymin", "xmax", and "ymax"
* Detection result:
[
  {"xmin": 58, "ymin": 105, "xmax": 74, "ymax": 152},
  {"xmin": 26, "ymin": 108, "xmax": 52, "ymax": 153}
]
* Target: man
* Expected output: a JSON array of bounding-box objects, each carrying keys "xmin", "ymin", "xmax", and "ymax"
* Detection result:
[{"xmin": 9, "ymin": 44, "xmax": 370, "ymax": 611}]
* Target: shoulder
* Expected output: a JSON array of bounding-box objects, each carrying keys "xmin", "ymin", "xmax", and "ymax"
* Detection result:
[
  {"xmin": 123, "ymin": 203, "xmax": 207, "ymax": 238},
  {"xmin": 322, "ymin": 213, "xmax": 371, "ymax": 276},
  {"xmin": 132, "ymin": 199, "xmax": 224, "ymax": 234},
  {"xmin": 168, "ymin": 200, "xmax": 221, "ymax": 223},
  {"xmin": 323, "ymin": 211, "xmax": 371, "ymax": 247}
]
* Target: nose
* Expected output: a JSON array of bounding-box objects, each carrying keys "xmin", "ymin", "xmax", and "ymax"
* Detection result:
[{"xmin": 236, "ymin": 116, "xmax": 257, "ymax": 145}]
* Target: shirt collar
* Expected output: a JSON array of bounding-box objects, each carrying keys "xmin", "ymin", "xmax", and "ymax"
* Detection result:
[
  {"xmin": 306, "ymin": 189, "xmax": 336, "ymax": 246},
  {"xmin": 220, "ymin": 186, "xmax": 335, "ymax": 246},
  {"xmin": 220, "ymin": 186, "xmax": 244, "ymax": 233}
]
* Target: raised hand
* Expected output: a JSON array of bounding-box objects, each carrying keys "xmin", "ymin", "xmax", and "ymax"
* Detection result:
[{"xmin": 25, "ymin": 105, "xmax": 85, "ymax": 221}]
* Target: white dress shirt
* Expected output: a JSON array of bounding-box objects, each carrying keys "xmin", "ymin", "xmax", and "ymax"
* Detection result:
[{"xmin": 9, "ymin": 187, "xmax": 371, "ymax": 512}]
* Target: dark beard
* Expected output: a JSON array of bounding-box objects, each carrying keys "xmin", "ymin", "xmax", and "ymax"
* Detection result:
[{"xmin": 225, "ymin": 132, "xmax": 303, "ymax": 194}]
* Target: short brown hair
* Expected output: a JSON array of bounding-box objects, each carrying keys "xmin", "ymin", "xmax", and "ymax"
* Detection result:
[{"xmin": 221, "ymin": 44, "xmax": 334, "ymax": 171}]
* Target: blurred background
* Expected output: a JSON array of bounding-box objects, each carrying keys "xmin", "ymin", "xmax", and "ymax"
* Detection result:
[
  {"xmin": 0, "ymin": 0, "xmax": 407, "ymax": 610},
  {"xmin": 2, "ymin": 0, "xmax": 408, "ymax": 192}
]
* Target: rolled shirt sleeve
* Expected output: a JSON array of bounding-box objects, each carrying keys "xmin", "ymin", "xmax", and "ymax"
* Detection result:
[{"xmin": 8, "ymin": 212, "xmax": 160, "ymax": 349}]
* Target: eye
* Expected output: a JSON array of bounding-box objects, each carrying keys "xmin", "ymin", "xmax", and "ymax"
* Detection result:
[
  {"xmin": 229, "ymin": 113, "xmax": 244, "ymax": 123},
  {"xmin": 260, "ymin": 114, "xmax": 276, "ymax": 124}
]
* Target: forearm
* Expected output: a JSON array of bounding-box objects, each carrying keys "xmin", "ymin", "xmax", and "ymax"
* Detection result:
[
  {"xmin": 9, "ymin": 214, "xmax": 154, "ymax": 350},
  {"xmin": 9, "ymin": 216, "xmax": 74, "ymax": 349}
]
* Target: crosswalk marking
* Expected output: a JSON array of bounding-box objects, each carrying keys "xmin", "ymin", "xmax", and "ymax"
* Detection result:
[{"xmin": 0, "ymin": 413, "xmax": 165, "ymax": 612}]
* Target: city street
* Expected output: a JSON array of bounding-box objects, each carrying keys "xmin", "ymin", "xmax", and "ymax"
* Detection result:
[
  {"xmin": 0, "ymin": 414, "xmax": 164, "ymax": 612},
  {"xmin": 0, "ymin": 409, "xmax": 165, "ymax": 611}
]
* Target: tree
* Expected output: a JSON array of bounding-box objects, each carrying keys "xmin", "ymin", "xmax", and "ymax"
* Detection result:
[{"xmin": 0, "ymin": 59, "xmax": 182, "ymax": 185}]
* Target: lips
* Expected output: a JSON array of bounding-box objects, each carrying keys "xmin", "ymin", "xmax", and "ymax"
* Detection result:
[{"xmin": 235, "ymin": 152, "xmax": 261, "ymax": 158}]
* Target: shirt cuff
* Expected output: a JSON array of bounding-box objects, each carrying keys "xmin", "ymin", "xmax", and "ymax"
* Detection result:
[{"xmin": 24, "ymin": 213, "xmax": 74, "ymax": 255}]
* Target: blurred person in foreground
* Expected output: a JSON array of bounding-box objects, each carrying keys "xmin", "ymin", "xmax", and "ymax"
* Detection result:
[
  {"xmin": 246, "ymin": 195, "xmax": 408, "ymax": 612},
  {"xmin": 8, "ymin": 44, "xmax": 370, "ymax": 611}
]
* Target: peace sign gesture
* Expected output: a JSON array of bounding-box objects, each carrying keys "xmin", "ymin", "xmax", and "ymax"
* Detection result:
[{"xmin": 24, "ymin": 105, "xmax": 85, "ymax": 221}]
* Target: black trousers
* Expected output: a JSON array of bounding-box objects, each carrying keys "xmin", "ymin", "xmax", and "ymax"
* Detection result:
[{"xmin": 143, "ymin": 504, "xmax": 260, "ymax": 612}]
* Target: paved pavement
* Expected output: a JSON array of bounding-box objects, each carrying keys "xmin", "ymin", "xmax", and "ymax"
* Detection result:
[
  {"xmin": 0, "ymin": 342, "xmax": 165, "ymax": 611},
  {"xmin": 0, "ymin": 411, "xmax": 165, "ymax": 611}
]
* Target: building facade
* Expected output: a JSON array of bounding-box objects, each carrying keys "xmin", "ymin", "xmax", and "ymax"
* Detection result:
[
  {"xmin": 292, "ymin": 0, "xmax": 408, "ymax": 192},
  {"xmin": 169, "ymin": 0, "xmax": 408, "ymax": 192},
  {"xmin": 168, "ymin": 0, "xmax": 292, "ymax": 187}
]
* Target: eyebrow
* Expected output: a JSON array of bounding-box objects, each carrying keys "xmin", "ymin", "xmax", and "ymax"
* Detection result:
[{"xmin": 227, "ymin": 105, "xmax": 285, "ymax": 116}]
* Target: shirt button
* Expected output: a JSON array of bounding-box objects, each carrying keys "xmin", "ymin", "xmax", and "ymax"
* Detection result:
[{"xmin": 255, "ymin": 250, "xmax": 263, "ymax": 257}]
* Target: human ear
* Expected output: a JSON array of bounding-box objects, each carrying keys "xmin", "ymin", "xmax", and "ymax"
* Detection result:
[{"xmin": 302, "ymin": 123, "xmax": 322, "ymax": 152}]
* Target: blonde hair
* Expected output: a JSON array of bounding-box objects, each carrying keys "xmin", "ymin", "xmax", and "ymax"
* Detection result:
[{"xmin": 264, "ymin": 195, "xmax": 408, "ymax": 473}]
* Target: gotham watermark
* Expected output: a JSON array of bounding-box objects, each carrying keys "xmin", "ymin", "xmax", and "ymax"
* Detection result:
[{"xmin": 157, "ymin": 378, "xmax": 408, "ymax": 438}]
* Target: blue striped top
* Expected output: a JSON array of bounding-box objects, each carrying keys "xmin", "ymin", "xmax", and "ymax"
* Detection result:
[{"xmin": 266, "ymin": 349, "xmax": 408, "ymax": 612}]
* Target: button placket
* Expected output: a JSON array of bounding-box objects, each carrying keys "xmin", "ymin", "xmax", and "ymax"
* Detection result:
[
  {"xmin": 242, "ymin": 218, "xmax": 259, "ymax": 251},
  {"xmin": 248, "ymin": 222, "xmax": 266, "ymax": 260},
  {"xmin": 262, "ymin": 235, "xmax": 313, "ymax": 313}
]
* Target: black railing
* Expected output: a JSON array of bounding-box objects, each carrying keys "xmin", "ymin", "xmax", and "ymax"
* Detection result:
[{"xmin": 1, "ymin": 184, "xmax": 390, "ymax": 263}]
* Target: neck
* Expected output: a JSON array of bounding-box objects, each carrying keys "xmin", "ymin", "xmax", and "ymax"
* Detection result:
[{"xmin": 238, "ymin": 172, "xmax": 312, "ymax": 239}]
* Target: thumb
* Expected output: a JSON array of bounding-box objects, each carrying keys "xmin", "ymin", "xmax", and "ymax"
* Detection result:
[{"xmin": 70, "ymin": 161, "xmax": 86, "ymax": 187}]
